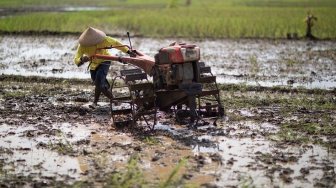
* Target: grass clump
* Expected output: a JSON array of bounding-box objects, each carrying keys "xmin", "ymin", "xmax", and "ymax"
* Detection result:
[
  {"xmin": 274, "ymin": 121, "xmax": 336, "ymax": 149},
  {"xmin": 275, "ymin": 124, "xmax": 310, "ymax": 143},
  {"xmin": 249, "ymin": 55, "xmax": 259, "ymax": 76},
  {"xmin": 48, "ymin": 141, "xmax": 74, "ymax": 155},
  {"xmin": 239, "ymin": 175, "xmax": 255, "ymax": 188},
  {"xmin": 142, "ymin": 136, "xmax": 160, "ymax": 145},
  {"xmin": 159, "ymin": 158, "xmax": 187, "ymax": 188},
  {"xmin": 104, "ymin": 155, "xmax": 187, "ymax": 188},
  {"xmin": 47, "ymin": 132, "xmax": 74, "ymax": 155},
  {"xmin": 104, "ymin": 155, "xmax": 145, "ymax": 188},
  {"xmin": 2, "ymin": 90, "xmax": 26, "ymax": 99}
]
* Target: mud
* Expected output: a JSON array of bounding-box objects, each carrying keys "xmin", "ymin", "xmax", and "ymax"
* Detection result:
[
  {"xmin": 0, "ymin": 35, "xmax": 335, "ymax": 89},
  {"xmin": 0, "ymin": 34, "xmax": 335, "ymax": 187},
  {"xmin": 0, "ymin": 77, "xmax": 335, "ymax": 187}
]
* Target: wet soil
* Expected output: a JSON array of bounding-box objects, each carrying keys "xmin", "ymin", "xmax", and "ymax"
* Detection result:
[
  {"xmin": 0, "ymin": 35, "xmax": 335, "ymax": 89},
  {"xmin": 0, "ymin": 75, "xmax": 335, "ymax": 187},
  {"xmin": 0, "ymin": 34, "xmax": 335, "ymax": 187}
]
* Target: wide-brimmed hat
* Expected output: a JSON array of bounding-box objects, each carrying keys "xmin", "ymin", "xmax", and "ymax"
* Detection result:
[{"xmin": 78, "ymin": 27, "xmax": 106, "ymax": 47}]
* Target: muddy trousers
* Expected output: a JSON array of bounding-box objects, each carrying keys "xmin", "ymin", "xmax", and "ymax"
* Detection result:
[{"xmin": 90, "ymin": 61, "xmax": 113, "ymax": 104}]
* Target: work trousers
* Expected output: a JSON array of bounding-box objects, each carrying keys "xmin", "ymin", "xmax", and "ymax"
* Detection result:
[{"xmin": 90, "ymin": 61, "xmax": 113, "ymax": 103}]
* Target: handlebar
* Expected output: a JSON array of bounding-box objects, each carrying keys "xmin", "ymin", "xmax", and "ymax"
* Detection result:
[
  {"xmin": 91, "ymin": 49, "xmax": 155, "ymax": 75},
  {"xmin": 96, "ymin": 45, "xmax": 131, "ymax": 51}
]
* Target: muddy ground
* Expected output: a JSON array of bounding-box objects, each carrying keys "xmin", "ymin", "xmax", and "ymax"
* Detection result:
[
  {"xmin": 0, "ymin": 35, "xmax": 336, "ymax": 187},
  {"xmin": 0, "ymin": 75, "xmax": 335, "ymax": 188},
  {"xmin": 0, "ymin": 35, "xmax": 335, "ymax": 89}
]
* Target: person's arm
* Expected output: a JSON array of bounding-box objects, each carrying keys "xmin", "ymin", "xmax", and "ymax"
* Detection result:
[
  {"xmin": 74, "ymin": 45, "xmax": 89, "ymax": 67},
  {"xmin": 105, "ymin": 36, "xmax": 129, "ymax": 53}
]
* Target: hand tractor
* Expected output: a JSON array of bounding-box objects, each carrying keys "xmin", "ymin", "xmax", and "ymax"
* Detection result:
[{"xmin": 92, "ymin": 33, "xmax": 224, "ymax": 129}]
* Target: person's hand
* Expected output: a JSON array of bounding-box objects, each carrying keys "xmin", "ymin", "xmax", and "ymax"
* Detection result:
[
  {"xmin": 80, "ymin": 55, "xmax": 90, "ymax": 63},
  {"xmin": 77, "ymin": 61, "xmax": 84, "ymax": 67},
  {"xmin": 127, "ymin": 50, "xmax": 137, "ymax": 57},
  {"xmin": 78, "ymin": 55, "xmax": 90, "ymax": 67}
]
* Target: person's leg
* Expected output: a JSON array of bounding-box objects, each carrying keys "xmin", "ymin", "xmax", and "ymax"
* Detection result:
[
  {"xmin": 90, "ymin": 69, "xmax": 101, "ymax": 104},
  {"xmin": 95, "ymin": 62, "xmax": 113, "ymax": 100}
]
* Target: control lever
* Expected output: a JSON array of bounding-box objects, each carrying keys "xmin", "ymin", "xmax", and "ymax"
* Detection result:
[{"xmin": 127, "ymin": 32, "xmax": 133, "ymax": 50}]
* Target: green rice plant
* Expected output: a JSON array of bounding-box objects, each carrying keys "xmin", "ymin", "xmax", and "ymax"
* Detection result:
[
  {"xmin": 143, "ymin": 136, "xmax": 160, "ymax": 145},
  {"xmin": 276, "ymin": 121, "xmax": 336, "ymax": 144},
  {"xmin": 68, "ymin": 181, "xmax": 91, "ymax": 188},
  {"xmin": 285, "ymin": 59, "xmax": 301, "ymax": 68},
  {"xmin": 2, "ymin": 90, "xmax": 26, "ymax": 99},
  {"xmin": 276, "ymin": 126, "xmax": 308, "ymax": 143},
  {"xmin": 0, "ymin": 0, "xmax": 335, "ymax": 38},
  {"xmin": 104, "ymin": 155, "xmax": 145, "ymax": 188},
  {"xmin": 239, "ymin": 174, "xmax": 255, "ymax": 188},
  {"xmin": 160, "ymin": 158, "xmax": 187, "ymax": 188},
  {"xmin": 47, "ymin": 140, "xmax": 74, "ymax": 155},
  {"xmin": 168, "ymin": 0, "xmax": 179, "ymax": 8},
  {"xmin": 47, "ymin": 132, "xmax": 74, "ymax": 155},
  {"xmin": 104, "ymin": 155, "xmax": 187, "ymax": 188},
  {"xmin": 93, "ymin": 153, "xmax": 109, "ymax": 170},
  {"xmin": 0, "ymin": 161, "xmax": 4, "ymax": 178},
  {"xmin": 249, "ymin": 55, "xmax": 259, "ymax": 76}
]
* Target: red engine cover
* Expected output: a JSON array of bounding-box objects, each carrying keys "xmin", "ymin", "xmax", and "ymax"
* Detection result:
[
  {"xmin": 166, "ymin": 46, "xmax": 184, "ymax": 63},
  {"xmin": 155, "ymin": 43, "xmax": 200, "ymax": 64}
]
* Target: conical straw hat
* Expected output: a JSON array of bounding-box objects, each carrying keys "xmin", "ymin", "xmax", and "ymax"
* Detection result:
[{"xmin": 78, "ymin": 27, "xmax": 106, "ymax": 46}]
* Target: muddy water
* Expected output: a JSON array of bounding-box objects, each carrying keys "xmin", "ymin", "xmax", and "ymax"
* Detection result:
[
  {"xmin": 1, "ymin": 35, "xmax": 336, "ymax": 186},
  {"xmin": 152, "ymin": 120, "xmax": 336, "ymax": 187},
  {"xmin": 0, "ymin": 79, "xmax": 335, "ymax": 187},
  {"xmin": 0, "ymin": 123, "xmax": 84, "ymax": 181},
  {"xmin": 0, "ymin": 121, "xmax": 135, "ymax": 184},
  {"xmin": 193, "ymin": 132, "xmax": 335, "ymax": 187},
  {"xmin": 0, "ymin": 35, "xmax": 335, "ymax": 89}
]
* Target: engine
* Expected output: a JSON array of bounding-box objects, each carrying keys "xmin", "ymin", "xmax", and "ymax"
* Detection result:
[{"xmin": 153, "ymin": 42, "xmax": 202, "ymax": 90}]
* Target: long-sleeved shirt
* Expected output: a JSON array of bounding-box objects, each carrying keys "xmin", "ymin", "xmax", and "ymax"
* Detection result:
[{"xmin": 74, "ymin": 36, "xmax": 129, "ymax": 70}]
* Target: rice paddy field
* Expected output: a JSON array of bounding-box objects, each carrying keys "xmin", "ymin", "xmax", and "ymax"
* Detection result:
[
  {"xmin": 1, "ymin": 1, "xmax": 336, "ymax": 188},
  {"xmin": 0, "ymin": 0, "xmax": 336, "ymax": 38}
]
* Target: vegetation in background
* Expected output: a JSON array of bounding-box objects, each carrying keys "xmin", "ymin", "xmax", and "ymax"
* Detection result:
[{"xmin": 0, "ymin": 0, "xmax": 335, "ymax": 38}]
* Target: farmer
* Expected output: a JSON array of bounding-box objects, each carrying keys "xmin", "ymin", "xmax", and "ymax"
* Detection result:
[
  {"xmin": 305, "ymin": 11, "xmax": 317, "ymax": 39},
  {"xmin": 74, "ymin": 27, "xmax": 135, "ymax": 108}
]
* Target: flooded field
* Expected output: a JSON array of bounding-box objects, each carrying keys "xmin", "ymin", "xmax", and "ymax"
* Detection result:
[
  {"xmin": 0, "ymin": 35, "xmax": 335, "ymax": 89},
  {"xmin": 0, "ymin": 35, "xmax": 335, "ymax": 187}
]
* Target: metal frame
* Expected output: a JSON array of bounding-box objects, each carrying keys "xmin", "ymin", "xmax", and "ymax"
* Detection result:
[{"xmin": 110, "ymin": 68, "xmax": 157, "ymax": 130}]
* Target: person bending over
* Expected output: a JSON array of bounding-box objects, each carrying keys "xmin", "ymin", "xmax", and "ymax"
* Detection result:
[{"xmin": 74, "ymin": 27, "xmax": 135, "ymax": 108}]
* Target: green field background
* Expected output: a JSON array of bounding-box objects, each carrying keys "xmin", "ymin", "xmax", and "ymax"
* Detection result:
[{"xmin": 0, "ymin": 0, "xmax": 335, "ymax": 39}]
